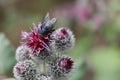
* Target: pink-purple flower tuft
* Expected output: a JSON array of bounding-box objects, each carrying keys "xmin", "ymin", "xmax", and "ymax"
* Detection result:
[{"xmin": 21, "ymin": 26, "xmax": 50, "ymax": 54}]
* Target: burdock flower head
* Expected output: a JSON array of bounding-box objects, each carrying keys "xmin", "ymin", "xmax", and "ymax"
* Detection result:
[
  {"xmin": 21, "ymin": 26, "xmax": 50, "ymax": 54},
  {"xmin": 49, "ymin": 55, "xmax": 74, "ymax": 78},
  {"xmin": 16, "ymin": 45, "xmax": 31, "ymax": 61},
  {"xmin": 13, "ymin": 60, "xmax": 37, "ymax": 80},
  {"xmin": 50, "ymin": 28, "xmax": 75, "ymax": 52},
  {"xmin": 21, "ymin": 13, "xmax": 56, "ymax": 62}
]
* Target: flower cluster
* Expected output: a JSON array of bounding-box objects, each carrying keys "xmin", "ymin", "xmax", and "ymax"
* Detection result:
[{"xmin": 13, "ymin": 13, "xmax": 75, "ymax": 80}]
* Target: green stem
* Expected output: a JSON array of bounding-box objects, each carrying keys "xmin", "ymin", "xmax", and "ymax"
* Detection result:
[{"xmin": 43, "ymin": 61, "xmax": 46, "ymax": 73}]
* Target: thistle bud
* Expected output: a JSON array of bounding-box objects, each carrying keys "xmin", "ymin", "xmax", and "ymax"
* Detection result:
[
  {"xmin": 13, "ymin": 60, "xmax": 37, "ymax": 80},
  {"xmin": 49, "ymin": 55, "xmax": 74, "ymax": 78},
  {"xmin": 50, "ymin": 28, "xmax": 75, "ymax": 52},
  {"xmin": 16, "ymin": 45, "xmax": 31, "ymax": 61}
]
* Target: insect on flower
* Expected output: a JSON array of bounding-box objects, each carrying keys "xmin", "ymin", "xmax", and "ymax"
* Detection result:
[{"xmin": 38, "ymin": 12, "xmax": 57, "ymax": 36}]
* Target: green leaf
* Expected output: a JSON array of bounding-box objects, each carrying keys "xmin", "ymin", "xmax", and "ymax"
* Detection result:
[{"xmin": 0, "ymin": 33, "xmax": 16, "ymax": 75}]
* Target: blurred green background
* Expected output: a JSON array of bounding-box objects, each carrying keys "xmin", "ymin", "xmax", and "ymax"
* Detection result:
[{"xmin": 0, "ymin": 0, "xmax": 120, "ymax": 80}]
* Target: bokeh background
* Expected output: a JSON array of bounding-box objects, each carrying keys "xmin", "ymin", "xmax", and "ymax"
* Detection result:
[{"xmin": 0, "ymin": 0, "xmax": 120, "ymax": 80}]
